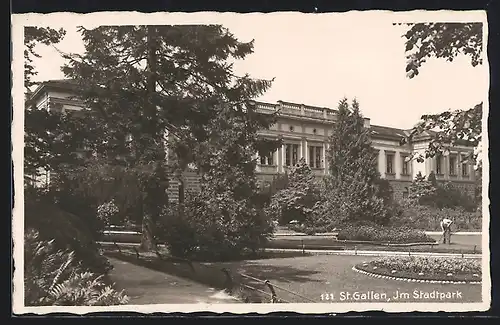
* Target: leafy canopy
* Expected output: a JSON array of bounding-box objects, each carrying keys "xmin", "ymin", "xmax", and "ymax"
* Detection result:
[{"xmin": 398, "ymin": 22, "xmax": 483, "ymax": 162}]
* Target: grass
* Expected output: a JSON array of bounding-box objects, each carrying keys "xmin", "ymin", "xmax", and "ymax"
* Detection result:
[
  {"xmin": 214, "ymin": 254, "xmax": 483, "ymax": 303},
  {"xmin": 104, "ymin": 245, "xmax": 483, "ymax": 303},
  {"xmin": 103, "ymin": 246, "xmax": 311, "ymax": 303}
]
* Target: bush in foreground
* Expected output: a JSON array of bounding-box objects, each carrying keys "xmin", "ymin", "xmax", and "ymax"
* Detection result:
[
  {"xmin": 25, "ymin": 196, "xmax": 112, "ymax": 275},
  {"xmin": 267, "ymin": 159, "xmax": 322, "ymax": 225},
  {"xmin": 337, "ymin": 223, "xmax": 434, "ymax": 244},
  {"xmin": 24, "ymin": 229, "xmax": 129, "ymax": 306},
  {"xmin": 157, "ymin": 190, "xmax": 274, "ymax": 261},
  {"xmin": 370, "ymin": 256, "xmax": 481, "ymax": 276}
]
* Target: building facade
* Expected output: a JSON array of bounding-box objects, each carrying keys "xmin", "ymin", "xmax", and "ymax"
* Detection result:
[{"xmin": 26, "ymin": 80, "xmax": 477, "ymax": 200}]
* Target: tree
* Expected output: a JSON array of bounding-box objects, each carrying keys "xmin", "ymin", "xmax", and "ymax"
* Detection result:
[
  {"xmin": 316, "ymin": 98, "xmax": 392, "ymax": 226},
  {"xmin": 408, "ymin": 171, "xmax": 475, "ymax": 211},
  {"xmin": 398, "ymin": 23, "xmax": 483, "ymax": 162},
  {"xmin": 268, "ymin": 158, "xmax": 321, "ymax": 225},
  {"xmin": 62, "ymin": 25, "xmax": 278, "ymax": 250},
  {"xmin": 158, "ymin": 100, "xmax": 279, "ymax": 259},
  {"xmin": 24, "ymin": 27, "xmax": 66, "ymax": 92},
  {"xmin": 24, "ymin": 27, "xmax": 68, "ymax": 183}
]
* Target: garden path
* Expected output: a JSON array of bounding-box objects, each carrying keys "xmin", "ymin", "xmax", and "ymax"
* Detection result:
[{"xmin": 108, "ymin": 257, "xmax": 241, "ymax": 305}]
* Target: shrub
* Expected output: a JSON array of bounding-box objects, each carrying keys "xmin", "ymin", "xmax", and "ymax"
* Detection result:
[
  {"xmin": 409, "ymin": 172, "xmax": 477, "ymax": 212},
  {"xmin": 267, "ymin": 159, "xmax": 322, "ymax": 225},
  {"xmin": 24, "ymin": 229, "xmax": 129, "ymax": 306},
  {"xmin": 157, "ymin": 190, "xmax": 274, "ymax": 261},
  {"xmin": 288, "ymin": 223, "xmax": 338, "ymax": 235},
  {"xmin": 392, "ymin": 200, "xmax": 482, "ymax": 231},
  {"xmin": 370, "ymin": 256, "xmax": 481, "ymax": 275},
  {"xmin": 25, "ymin": 196, "xmax": 112, "ymax": 275},
  {"xmin": 336, "ymin": 223, "xmax": 434, "ymax": 243},
  {"xmin": 96, "ymin": 199, "xmax": 120, "ymax": 228}
]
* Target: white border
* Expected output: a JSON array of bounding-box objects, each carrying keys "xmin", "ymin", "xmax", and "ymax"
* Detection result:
[{"xmin": 11, "ymin": 10, "xmax": 491, "ymax": 314}]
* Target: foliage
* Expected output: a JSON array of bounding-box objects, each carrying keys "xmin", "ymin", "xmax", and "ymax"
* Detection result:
[
  {"xmin": 408, "ymin": 172, "xmax": 476, "ymax": 211},
  {"xmin": 398, "ymin": 22, "xmax": 483, "ymax": 161},
  {"xmin": 25, "ymin": 194, "xmax": 112, "ymax": 275},
  {"xmin": 24, "ymin": 229, "xmax": 129, "ymax": 306},
  {"xmin": 61, "ymin": 25, "xmax": 279, "ymax": 250},
  {"xmin": 156, "ymin": 87, "xmax": 278, "ymax": 259},
  {"xmin": 370, "ymin": 255, "xmax": 481, "ymax": 275},
  {"xmin": 267, "ymin": 158, "xmax": 321, "ymax": 225},
  {"xmin": 97, "ymin": 199, "xmax": 120, "ymax": 227},
  {"xmin": 337, "ymin": 223, "xmax": 434, "ymax": 244},
  {"xmin": 24, "ymin": 26, "xmax": 66, "ymax": 91},
  {"xmin": 287, "ymin": 223, "xmax": 338, "ymax": 235},
  {"xmin": 157, "ymin": 192, "xmax": 274, "ymax": 260},
  {"xmin": 392, "ymin": 200, "xmax": 482, "ymax": 231},
  {"xmin": 312, "ymin": 98, "xmax": 395, "ymax": 227},
  {"xmin": 401, "ymin": 23, "xmax": 482, "ymax": 79}
]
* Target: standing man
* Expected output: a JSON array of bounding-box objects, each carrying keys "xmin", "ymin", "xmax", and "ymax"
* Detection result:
[{"xmin": 440, "ymin": 218, "xmax": 453, "ymax": 244}]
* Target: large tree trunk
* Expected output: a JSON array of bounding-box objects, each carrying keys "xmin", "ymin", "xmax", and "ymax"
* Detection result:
[{"xmin": 140, "ymin": 25, "xmax": 160, "ymax": 251}]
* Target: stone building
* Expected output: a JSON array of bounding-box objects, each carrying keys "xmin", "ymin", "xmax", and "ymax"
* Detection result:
[{"xmin": 25, "ymin": 79, "xmax": 477, "ymax": 201}]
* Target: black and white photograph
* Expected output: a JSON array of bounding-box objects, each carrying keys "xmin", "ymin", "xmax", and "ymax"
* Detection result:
[{"xmin": 11, "ymin": 11, "xmax": 490, "ymax": 314}]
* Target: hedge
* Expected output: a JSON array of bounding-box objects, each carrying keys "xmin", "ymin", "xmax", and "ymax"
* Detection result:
[{"xmin": 337, "ymin": 224, "xmax": 434, "ymax": 244}]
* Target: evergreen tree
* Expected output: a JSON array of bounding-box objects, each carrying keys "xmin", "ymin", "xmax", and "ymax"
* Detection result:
[
  {"xmin": 319, "ymin": 98, "xmax": 391, "ymax": 226},
  {"xmin": 62, "ymin": 25, "xmax": 278, "ymax": 250},
  {"xmin": 24, "ymin": 27, "xmax": 68, "ymax": 183}
]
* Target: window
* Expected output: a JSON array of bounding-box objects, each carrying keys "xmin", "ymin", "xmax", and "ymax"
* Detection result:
[
  {"xmin": 449, "ymin": 156, "xmax": 457, "ymax": 175},
  {"xmin": 461, "ymin": 156, "xmax": 469, "ymax": 177},
  {"xmin": 315, "ymin": 146, "xmax": 322, "ymax": 169},
  {"xmin": 386, "ymin": 154, "xmax": 394, "ymax": 174},
  {"xmin": 436, "ymin": 155, "xmax": 443, "ymax": 175},
  {"xmin": 402, "ymin": 187, "xmax": 409, "ymax": 199},
  {"xmin": 401, "ymin": 155, "xmax": 409, "ymax": 175},
  {"xmin": 285, "ymin": 144, "xmax": 291, "ymax": 166},
  {"xmin": 285, "ymin": 144, "xmax": 299, "ymax": 166},
  {"xmin": 260, "ymin": 151, "xmax": 275, "ymax": 165},
  {"xmin": 308, "ymin": 145, "xmax": 323, "ymax": 168},
  {"xmin": 292, "ymin": 144, "xmax": 298, "ymax": 166}
]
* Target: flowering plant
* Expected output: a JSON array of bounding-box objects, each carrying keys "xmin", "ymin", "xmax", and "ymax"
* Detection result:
[
  {"xmin": 371, "ymin": 256, "xmax": 481, "ymax": 275},
  {"xmin": 97, "ymin": 200, "xmax": 119, "ymax": 227}
]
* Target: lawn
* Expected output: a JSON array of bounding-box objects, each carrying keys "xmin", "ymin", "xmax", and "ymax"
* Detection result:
[
  {"xmin": 104, "ymin": 245, "xmax": 483, "ymax": 304},
  {"xmin": 213, "ymin": 255, "xmax": 483, "ymax": 303}
]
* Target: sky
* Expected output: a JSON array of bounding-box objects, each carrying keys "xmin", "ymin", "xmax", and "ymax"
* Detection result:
[{"xmin": 29, "ymin": 13, "xmax": 488, "ymax": 130}]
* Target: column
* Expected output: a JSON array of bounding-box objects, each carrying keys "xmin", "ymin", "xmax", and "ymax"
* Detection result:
[
  {"xmin": 444, "ymin": 155, "xmax": 449, "ymax": 180},
  {"xmin": 299, "ymin": 139, "xmax": 303, "ymax": 162},
  {"xmin": 378, "ymin": 149, "xmax": 386, "ymax": 177},
  {"xmin": 457, "ymin": 151, "xmax": 462, "ymax": 180},
  {"xmin": 325, "ymin": 142, "xmax": 330, "ymax": 174},
  {"xmin": 322, "ymin": 142, "xmax": 327, "ymax": 175},
  {"xmin": 395, "ymin": 151, "xmax": 401, "ymax": 180},
  {"xmin": 281, "ymin": 143, "xmax": 286, "ymax": 173},
  {"xmin": 254, "ymin": 152, "xmax": 261, "ymax": 172},
  {"xmin": 303, "ymin": 138, "xmax": 308, "ymax": 165}
]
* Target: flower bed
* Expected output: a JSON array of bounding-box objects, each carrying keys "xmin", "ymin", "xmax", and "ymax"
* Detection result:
[
  {"xmin": 355, "ymin": 256, "xmax": 482, "ymax": 283},
  {"xmin": 337, "ymin": 224, "xmax": 434, "ymax": 244}
]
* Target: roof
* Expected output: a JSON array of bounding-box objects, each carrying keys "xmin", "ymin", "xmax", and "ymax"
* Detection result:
[
  {"xmin": 29, "ymin": 79, "xmax": 80, "ymax": 103},
  {"xmin": 370, "ymin": 124, "xmax": 409, "ymax": 140}
]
